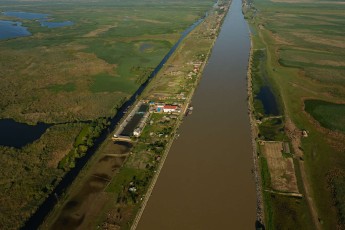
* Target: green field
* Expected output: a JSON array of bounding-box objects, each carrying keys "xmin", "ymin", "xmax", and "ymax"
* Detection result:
[
  {"xmin": 305, "ymin": 99, "xmax": 345, "ymax": 133},
  {"xmin": 0, "ymin": 0, "xmax": 215, "ymax": 229},
  {"xmin": 244, "ymin": 0, "xmax": 345, "ymax": 228}
]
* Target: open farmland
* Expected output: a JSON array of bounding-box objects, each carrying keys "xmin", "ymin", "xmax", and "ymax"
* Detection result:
[
  {"xmin": 0, "ymin": 0, "xmax": 215, "ymax": 229},
  {"xmin": 260, "ymin": 141, "xmax": 299, "ymax": 193},
  {"xmin": 244, "ymin": 0, "xmax": 345, "ymax": 228}
]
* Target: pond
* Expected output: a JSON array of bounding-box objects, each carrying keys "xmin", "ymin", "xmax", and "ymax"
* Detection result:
[
  {"xmin": 256, "ymin": 85, "xmax": 280, "ymax": 116},
  {"xmin": 0, "ymin": 119, "xmax": 51, "ymax": 148},
  {"xmin": 0, "ymin": 20, "xmax": 31, "ymax": 40},
  {"xmin": 139, "ymin": 43, "xmax": 154, "ymax": 52},
  {"xmin": 40, "ymin": 21, "xmax": 73, "ymax": 28}
]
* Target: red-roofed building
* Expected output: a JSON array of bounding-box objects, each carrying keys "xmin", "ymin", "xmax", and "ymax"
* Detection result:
[{"xmin": 163, "ymin": 105, "xmax": 179, "ymax": 113}]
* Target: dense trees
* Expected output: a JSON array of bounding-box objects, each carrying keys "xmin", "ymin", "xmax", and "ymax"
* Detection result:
[{"xmin": 58, "ymin": 118, "xmax": 110, "ymax": 170}]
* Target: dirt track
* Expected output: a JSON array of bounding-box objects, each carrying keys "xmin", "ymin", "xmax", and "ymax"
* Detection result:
[{"xmin": 285, "ymin": 117, "xmax": 322, "ymax": 230}]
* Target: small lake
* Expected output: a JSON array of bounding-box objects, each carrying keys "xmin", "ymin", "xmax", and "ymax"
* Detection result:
[
  {"xmin": 0, "ymin": 20, "xmax": 31, "ymax": 40},
  {"xmin": 139, "ymin": 43, "xmax": 154, "ymax": 52},
  {"xmin": 0, "ymin": 11, "xmax": 74, "ymax": 40},
  {"xmin": 0, "ymin": 119, "xmax": 51, "ymax": 148},
  {"xmin": 40, "ymin": 21, "xmax": 73, "ymax": 28},
  {"xmin": 256, "ymin": 86, "xmax": 280, "ymax": 116}
]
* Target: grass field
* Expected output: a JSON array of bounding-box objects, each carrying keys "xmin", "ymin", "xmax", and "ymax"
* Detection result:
[
  {"xmin": 0, "ymin": 0, "xmax": 216, "ymax": 229},
  {"xmin": 244, "ymin": 0, "xmax": 345, "ymax": 228},
  {"xmin": 305, "ymin": 99, "xmax": 345, "ymax": 133}
]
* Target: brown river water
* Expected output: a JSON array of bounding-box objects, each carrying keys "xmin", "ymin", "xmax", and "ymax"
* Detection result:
[{"xmin": 137, "ymin": 0, "xmax": 257, "ymax": 229}]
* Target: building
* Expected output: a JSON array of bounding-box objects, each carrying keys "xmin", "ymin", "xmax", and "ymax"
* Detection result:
[
  {"xmin": 155, "ymin": 104, "xmax": 164, "ymax": 112},
  {"xmin": 163, "ymin": 105, "xmax": 179, "ymax": 113},
  {"xmin": 133, "ymin": 128, "xmax": 141, "ymax": 137}
]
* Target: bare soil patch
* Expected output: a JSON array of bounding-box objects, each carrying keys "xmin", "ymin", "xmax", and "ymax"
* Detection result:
[
  {"xmin": 261, "ymin": 141, "xmax": 299, "ymax": 193},
  {"xmin": 48, "ymin": 142, "xmax": 129, "ymax": 229},
  {"xmin": 83, "ymin": 25, "xmax": 117, "ymax": 37}
]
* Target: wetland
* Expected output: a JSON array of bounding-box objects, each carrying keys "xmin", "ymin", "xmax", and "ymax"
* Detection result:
[
  {"xmin": 0, "ymin": 0, "xmax": 215, "ymax": 229},
  {"xmin": 0, "ymin": 11, "xmax": 74, "ymax": 40},
  {"xmin": 244, "ymin": 0, "xmax": 345, "ymax": 227}
]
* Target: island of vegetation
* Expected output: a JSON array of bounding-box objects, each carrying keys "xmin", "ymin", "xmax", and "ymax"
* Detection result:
[{"xmin": 243, "ymin": 0, "xmax": 345, "ymax": 228}]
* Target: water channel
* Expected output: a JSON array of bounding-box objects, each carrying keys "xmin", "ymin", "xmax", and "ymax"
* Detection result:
[{"xmin": 137, "ymin": 0, "xmax": 257, "ymax": 228}]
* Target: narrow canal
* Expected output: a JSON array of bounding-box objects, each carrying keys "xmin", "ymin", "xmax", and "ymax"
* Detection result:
[{"xmin": 137, "ymin": 0, "xmax": 256, "ymax": 228}]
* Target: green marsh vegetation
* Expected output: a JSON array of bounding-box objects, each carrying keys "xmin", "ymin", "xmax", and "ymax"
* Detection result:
[
  {"xmin": 0, "ymin": 0, "xmax": 215, "ymax": 228},
  {"xmin": 305, "ymin": 99, "xmax": 345, "ymax": 133},
  {"xmin": 245, "ymin": 0, "xmax": 345, "ymax": 228},
  {"xmin": 258, "ymin": 118, "xmax": 286, "ymax": 141}
]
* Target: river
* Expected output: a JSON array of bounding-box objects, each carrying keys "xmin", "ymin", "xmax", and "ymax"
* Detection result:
[{"xmin": 137, "ymin": 0, "xmax": 257, "ymax": 229}]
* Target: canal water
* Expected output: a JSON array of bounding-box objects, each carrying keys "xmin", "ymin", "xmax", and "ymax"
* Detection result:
[{"xmin": 137, "ymin": 0, "xmax": 257, "ymax": 229}]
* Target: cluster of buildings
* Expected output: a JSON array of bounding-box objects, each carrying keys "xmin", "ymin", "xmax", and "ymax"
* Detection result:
[
  {"xmin": 149, "ymin": 102, "xmax": 182, "ymax": 114},
  {"xmin": 187, "ymin": 62, "xmax": 203, "ymax": 79},
  {"xmin": 113, "ymin": 100, "xmax": 182, "ymax": 141}
]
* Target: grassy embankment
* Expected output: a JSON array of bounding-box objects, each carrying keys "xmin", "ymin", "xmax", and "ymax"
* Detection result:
[
  {"xmin": 244, "ymin": 0, "xmax": 345, "ymax": 228},
  {"xmin": 0, "ymin": 0, "xmax": 215, "ymax": 229},
  {"xmin": 42, "ymin": 1, "xmax": 231, "ymax": 229}
]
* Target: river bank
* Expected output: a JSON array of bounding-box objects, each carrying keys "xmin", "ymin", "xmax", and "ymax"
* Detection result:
[{"xmin": 246, "ymin": 32, "xmax": 265, "ymax": 227}]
